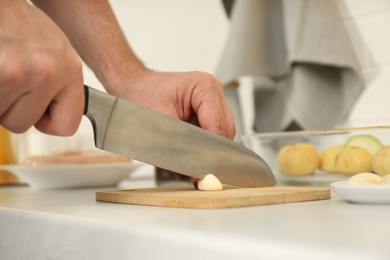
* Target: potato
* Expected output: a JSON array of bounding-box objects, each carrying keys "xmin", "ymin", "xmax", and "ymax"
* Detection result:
[
  {"xmin": 372, "ymin": 146, "xmax": 390, "ymax": 176},
  {"xmin": 319, "ymin": 145, "xmax": 343, "ymax": 173},
  {"xmin": 335, "ymin": 147, "xmax": 373, "ymax": 175},
  {"xmin": 277, "ymin": 143, "xmax": 320, "ymax": 176},
  {"xmin": 347, "ymin": 172, "xmax": 382, "ymax": 185}
]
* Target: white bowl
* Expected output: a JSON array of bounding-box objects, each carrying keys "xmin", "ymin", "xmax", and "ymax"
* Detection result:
[
  {"xmin": 331, "ymin": 181, "xmax": 390, "ymax": 205},
  {"xmin": 0, "ymin": 162, "xmax": 141, "ymax": 190}
]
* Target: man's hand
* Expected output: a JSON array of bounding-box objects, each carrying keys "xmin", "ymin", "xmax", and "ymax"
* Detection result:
[
  {"xmin": 0, "ymin": 0, "xmax": 84, "ymax": 135},
  {"xmin": 109, "ymin": 69, "xmax": 236, "ymax": 140},
  {"xmin": 30, "ymin": 0, "xmax": 236, "ymax": 139}
]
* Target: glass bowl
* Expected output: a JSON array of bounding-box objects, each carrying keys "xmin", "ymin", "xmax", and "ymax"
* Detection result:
[{"xmin": 241, "ymin": 126, "xmax": 390, "ymax": 186}]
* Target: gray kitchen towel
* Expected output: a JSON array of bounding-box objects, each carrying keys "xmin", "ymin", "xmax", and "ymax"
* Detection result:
[{"xmin": 216, "ymin": 0, "xmax": 363, "ymax": 133}]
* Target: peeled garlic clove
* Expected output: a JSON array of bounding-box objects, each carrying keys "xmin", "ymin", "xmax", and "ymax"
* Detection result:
[
  {"xmin": 196, "ymin": 174, "xmax": 223, "ymax": 191},
  {"xmin": 347, "ymin": 172, "xmax": 382, "ymax": 185},
  {"xmin": 379, "ymin": 174, "xmax": 390, "ymax": 185}
]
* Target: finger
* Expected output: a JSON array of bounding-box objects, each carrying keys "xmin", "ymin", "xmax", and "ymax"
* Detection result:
[
  {"xmin": 0, "ymin": 52, "xmax": 28, "ymax": 115},
  {"xmin": 220, "ymin": 101, "xmax": 236, "ymax": 140},
  {"xmin": 191, "ymin": 81, "xmax": 229, "ymax": 138},
  {"xmin": 0, "ymin": 90, "xmax": 53, "ymax": 133},
  {"xmin": 214, "ymin": 79, "xmax": 236, "ymax": 140},
  {"xmin": 34, "ymin": 81, "xmax": 84, "ymax": 136},
  {"xmin": 0, "ymin": 86, "xmax": 27, "ymax": 117}
]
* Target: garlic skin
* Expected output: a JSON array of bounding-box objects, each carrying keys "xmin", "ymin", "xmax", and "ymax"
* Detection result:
[{"xmin": 196, "ymin": 174, "xmax": 223, "ymax": 191}]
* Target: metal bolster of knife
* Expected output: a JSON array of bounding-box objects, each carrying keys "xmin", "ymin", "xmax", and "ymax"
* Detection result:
[{"xmin": 83, "ymin": 86, "xmax": 117, "ymax": 149}]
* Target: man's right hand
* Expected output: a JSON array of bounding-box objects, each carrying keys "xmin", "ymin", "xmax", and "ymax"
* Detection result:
[{"xmin": 0, "ymin": 0, "xmax": 84, "ymax": 135}]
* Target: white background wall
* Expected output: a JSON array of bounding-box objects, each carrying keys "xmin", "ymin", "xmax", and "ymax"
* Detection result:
[
  {"xmin": 83, "ymin": 0, "xmax": 229, "ymax": 89},
  {"xmin": 336, "ymin": 0, "xmax": 390, "ymax": 127},
  {"xmin": 17, "ymin": 0, "xmax": 390, "ymax": 158},
  {"xmin": 83, "ymin": 0, "xmax": 390, "ymax": 132}
]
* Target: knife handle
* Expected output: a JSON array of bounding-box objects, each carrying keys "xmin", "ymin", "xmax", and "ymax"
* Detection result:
[
  {"xmin": 83, "ymin": 85, "xmax": 117, "ymax": 149},
  {"xmin": 83, "ymin": 85, "xmax": 90, "ymax": 115}
]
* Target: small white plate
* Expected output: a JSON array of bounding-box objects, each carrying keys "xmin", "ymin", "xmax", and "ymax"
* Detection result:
[
  {"xmin": 0, "ymin": 162, "xmax": 141, "ymax": 190},
  {"xmin": 331, "ymin": 181, "xmax": 390, "ymax": 204}
]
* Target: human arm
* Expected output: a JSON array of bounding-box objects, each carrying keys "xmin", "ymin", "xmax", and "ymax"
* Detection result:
[{"xmin": 32, "ymin": 0, "xmax": 236, "ymax": 139}]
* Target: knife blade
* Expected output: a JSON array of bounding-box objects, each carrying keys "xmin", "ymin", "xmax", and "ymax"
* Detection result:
[{"xmin": 83, "ymin": 85, "xmax": 275, "ymax": 187}]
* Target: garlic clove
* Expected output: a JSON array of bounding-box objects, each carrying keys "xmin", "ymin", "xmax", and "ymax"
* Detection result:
[
  {"xmin": 347, "ymin": 172, "xmax": 382, "ymax": 185},
  {"xmin": 379, "ymin": 174, "xmax": 390, "ymax": 185},
  {"xmin": 195, "ymin": 174, "xmax": 223, "ymax": 191}
]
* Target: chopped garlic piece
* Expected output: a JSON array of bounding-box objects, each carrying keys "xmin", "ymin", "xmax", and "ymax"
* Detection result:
[{"xmin": 197, "ymin": 174, "xmax": 223, "ymax": 191}]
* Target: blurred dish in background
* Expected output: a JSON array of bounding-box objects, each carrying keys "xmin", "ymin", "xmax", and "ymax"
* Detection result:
[
  {"xmin": 1, "ymin": 149, "xmax": 140, "ymax": 189},
  {"xmin": 0, "ymin": 163, "xmax": 139, "ymax": 190},
  {"xmin": 20, "ymin": 150, "xmax": 129, "ymax": 166}
]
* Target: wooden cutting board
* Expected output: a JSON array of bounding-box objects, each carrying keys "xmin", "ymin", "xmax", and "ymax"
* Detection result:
[{"xmin": 96, "ymin": 186, "xmax": 330, "ymax": 209}]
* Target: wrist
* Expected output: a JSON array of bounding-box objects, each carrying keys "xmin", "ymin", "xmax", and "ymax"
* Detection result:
[{"xmin": 99, "ymin": 59, "xmax": 149, "ymax": 97}]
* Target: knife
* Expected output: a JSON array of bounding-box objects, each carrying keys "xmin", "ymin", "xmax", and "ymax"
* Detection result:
[{"xmin": 83, "ymin": 85, "xmax": 275, "ymax": 187}]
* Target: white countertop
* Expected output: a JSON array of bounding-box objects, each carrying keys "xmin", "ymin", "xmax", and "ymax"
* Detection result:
[{"xmin": 1, "ymin": 167, "xmax": 390, "ymax": 260}]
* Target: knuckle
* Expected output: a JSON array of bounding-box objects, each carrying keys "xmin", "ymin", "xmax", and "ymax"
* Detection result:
[
  {"xmin": 195, "ymin": 71, "xmax": 217, "ymax": 84},
  {"xmin": 0, "ymin": 61, "xmax": 23, "ymax": 86},
  {"xmin": 28, "ymin": 48, "xmax": 82, "ymax": 88},
  {"xmin": 29, "ymin": 52, "xmax": 59, "ymax": 85},
  {"xmin": 65, "ymin": 50, "xmax": 82, "ymax": 74},
  {"xmin": 192, "ymin": 72, "xmax": 223, "ymax": 92}
]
